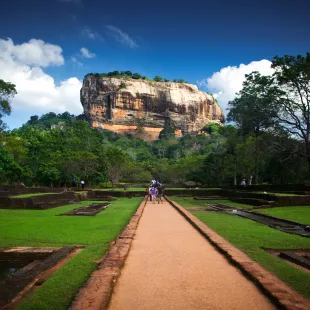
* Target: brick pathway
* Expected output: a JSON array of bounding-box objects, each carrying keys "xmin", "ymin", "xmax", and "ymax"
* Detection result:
[{"xmin": 108, "ymin": 198, "xmax": 275, "ymax": 310}]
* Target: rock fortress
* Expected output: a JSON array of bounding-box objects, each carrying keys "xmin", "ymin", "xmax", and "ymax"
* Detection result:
[{"xmin": 81, "ymin": 74, "xmax": 225, "ymax": 140}]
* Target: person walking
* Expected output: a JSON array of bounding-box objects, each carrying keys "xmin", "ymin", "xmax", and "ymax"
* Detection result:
[
  {"xmin": 150, "ymin": 186, "xmax": 157, "ymax": 204},
  {"xmin": 81, "ymin": 180, "xmax": 85, "ymax": 190},
  {"xmin": 72, "ymin": 177, "xmax": 77, "ymax": 188},
  {"xmin": 240, "ymin": 179, "xmax": 246, "ymax": 187},
  {"xmin": 156, "ymin": 185, "xmax": 164, "ymax": 204},
  {"xmin": 148, "ymin": 186, "xmax": 153, "ymax": 201}
]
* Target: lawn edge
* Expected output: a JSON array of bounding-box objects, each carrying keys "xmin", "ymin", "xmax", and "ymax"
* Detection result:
[
  {"xmin": 69, "ymin": 196, "xmax": 148, "ymax": 310},
  {"xmin": 165, "ymin": 196, "xmax": 310, "ymax": 310}
]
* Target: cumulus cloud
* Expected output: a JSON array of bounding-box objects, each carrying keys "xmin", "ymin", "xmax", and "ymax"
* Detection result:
[
  {"xmin": 0, "ymin": 38, "xmax": 64, "ymax": 67},
  {"xmin": 0, "ymin": 38, "xmax": 82, "ymax": 118},
  {"xmin": 197, "ymin": 60, "xmax": 274, "ymax": 114},
  {"xmin": 80, "ymin": 47, "xmax": 96, "ymax": 58},
  {"xmin": 106, "ymin": 25, "xmax": 138, "ymax": 48}
]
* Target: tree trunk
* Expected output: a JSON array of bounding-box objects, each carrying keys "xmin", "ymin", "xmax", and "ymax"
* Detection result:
[
  {"xmin": 305, "ymin": 142, "xmax": 310, "ymax": 180},
  {"xmin": 307, "ymin": 155, "xmax": 310, "ymax": 180},
  {"xmin": 233, "ymin": 160, "xmax": 237, "ymax": 186},
  {"xmin": 254, "ymin": 136, "xmax": 259, "ymax": 184}
]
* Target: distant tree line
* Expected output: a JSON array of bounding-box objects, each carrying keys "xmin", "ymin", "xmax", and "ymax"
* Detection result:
[
  {"xmin": 86, "ymin": 71, "xmax": 188, "ymax": 83},
  {"xmin": 1, "ymin": 52, "xmax": 310, "ymax": 187}
]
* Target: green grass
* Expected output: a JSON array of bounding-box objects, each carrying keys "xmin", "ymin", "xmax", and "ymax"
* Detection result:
[
  {"xmin": 0, "ymin": 197, "xmax": 143, "ymax": 310},
  {"xmin": 170, "ymin": 196, "xmax": 252, "ymax": 209},
  {"xmin": 167, "ymin": 188, "xmax": 221, "ymax": 190},
  {"xmin": 257, "ymin": 206, "xmax": 310, "ymax": 225},
  {"xmin": 97, "ymin": 187, "xmax": 220, "ymax": 192},
  {"xmin": 172, "ymin": 196, "xmax": 310, "ymax": 299},
  {"xmin": 96, "ymin": 187, "xmax": 147, "ymax": 192},
  {"xmin": 10, "ymin": 192, "xmax": 58, "ymax": 198}
]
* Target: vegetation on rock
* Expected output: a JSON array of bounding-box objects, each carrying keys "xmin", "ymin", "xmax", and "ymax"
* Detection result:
[{"xmin": 85, "ymin": 71, "xmax": 187, "ymax": 83}]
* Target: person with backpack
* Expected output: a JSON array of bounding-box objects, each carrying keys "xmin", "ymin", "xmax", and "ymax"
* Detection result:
[{"xmin": 156, "ymin": 185, "xmax": 164, "ymax": 204}]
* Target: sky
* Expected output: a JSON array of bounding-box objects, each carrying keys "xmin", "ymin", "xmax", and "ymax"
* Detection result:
[{"xmin": 0, "ymin": 0, "xmax": 309, "ymax": 129}]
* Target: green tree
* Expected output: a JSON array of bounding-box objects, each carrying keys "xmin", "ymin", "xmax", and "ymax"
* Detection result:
[
  {"xmin": 106, "ymin": 147, "xmax": 128, "ymax": 186},
  {"xmin": 154, "ymin": 76, "xmax": 163, "ymax": 82},
  {"xmin": 227, "ymin": 71, "xmax": 279, "ymax": 183},
  {"xmin": 0, "ymin": 145, "xmax": 22, "ymax": 183},
  {"xmin": 124, "ymin": 71, "xmax": 133, "ymax": 77},
  {"xmin": 0, "ymin": 79, "xmax": 17, "ymax": 131},
  {"xmin": 132, "ymin": 73, "xmax": 142, "ymax": 79},
  {"xmin": 270, "ymin": 53, "xmax": 310, "ymax": 175}
]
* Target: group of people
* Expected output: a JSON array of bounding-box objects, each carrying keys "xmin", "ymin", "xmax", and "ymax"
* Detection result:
[
  {"xmin": 72, "ymin": 178, "xmax": 85, "ymax": 189},
  {"xmin": 240, "ymin": 175, "xmax": 253, "ymax": 187},
  {"xmin": 148, "ymin": 179, "xmax": 164, "ymax": 204}
]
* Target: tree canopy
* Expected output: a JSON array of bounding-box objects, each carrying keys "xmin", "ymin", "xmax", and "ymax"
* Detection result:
[{"xmin": 0, "ymin": 79, "xmax": 16, "ymax": 132}]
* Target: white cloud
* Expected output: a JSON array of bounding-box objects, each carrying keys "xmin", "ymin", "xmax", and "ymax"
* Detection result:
[
  {"xmin": 71, "ymin": 56, "xmax": 83, "ymax": 66},
  {"xmin": 80, "ymin": 47, "xmax": 96, "ymax": 58},
  {"xmin": 81, "ymin": 27, "xmax": 102, "ymax": 40},
  {"xmin": 106, "ymin": 25, "xmax": 138, "ymax": 48},
  {"xmin": 0, "ymin": 38, "xmax": 82, "ymax": 118},
  {"xmin": 0, "ymin": 38, "xmax": 64, "ymax": 67},
  {"xmin": 197, "ymin": 60, "xmax": 274, "ymax": 114}
]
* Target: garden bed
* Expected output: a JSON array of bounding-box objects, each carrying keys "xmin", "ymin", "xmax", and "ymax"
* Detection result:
[
  {"xmin": 0, "ymin": 246, "xmax": 80, "ymax": 309},
  {"xmin": 265, "ymin": 249, "xmax": 310, "ymax": 274},
  {"xmin": 60, "ymin": 203, "xmax": 111, "ymax": 216},
  {"xmin": 0, "ymin": 192, "xmax": 79, "ymax": 210}
]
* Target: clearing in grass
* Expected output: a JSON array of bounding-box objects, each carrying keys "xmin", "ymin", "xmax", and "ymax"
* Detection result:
[{"xmin": 0, "ymin": 197, "xmax": 143, "ymax": 310}]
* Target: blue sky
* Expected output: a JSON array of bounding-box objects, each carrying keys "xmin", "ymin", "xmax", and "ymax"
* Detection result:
[{"xmin": 1, "ymin": 0, "xmax": 309, "ymax": 128}]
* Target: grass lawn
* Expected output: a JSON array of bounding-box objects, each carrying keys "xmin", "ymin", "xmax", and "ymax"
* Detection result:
[
  {"xmin": 172, "ymin": 196, "xmax": 310, "ymax": 299},
  {"xmin": 97, "ymin": 187, "xmax": 221, "ymax": 192},
  {"xmin": 10, "ymin": 192, "xmax": 58, "ymax": 198},
  {"xmin": 257, "ymin": 206, "xmax": 310, "ymax": 225},
  {"xmin": 170, "ymin": 196, "xmax": 252, "ymax": 209},
  {"xmin": 96, "ymin": 187, "xmax": 147, "ymax": 192},
  {"xmin": 272, "ymin": 192, "xmax": 301, "ymax": 196},
  {"xmin": 0, "ymin": 197, "xmax": 143, "ymax": 310},
  {"xmin": 167, "ymin": 188, "xmax": 221, "ymax": 190}
]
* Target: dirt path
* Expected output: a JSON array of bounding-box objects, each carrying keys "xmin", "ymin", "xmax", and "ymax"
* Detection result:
[{"xmin": 108, "ymin": 199, "xmax": 275, "ymax": 310}]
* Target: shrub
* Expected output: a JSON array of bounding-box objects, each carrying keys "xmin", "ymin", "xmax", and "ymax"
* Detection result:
[
  {"xmin": 124, "ymin": 71, "xmax": 132, "ymax": 77},
  {"xmin": 132, "ymin": 73, "xmax": 142, "ymax": 79},
  {"xmin": 154, "ymin": 76, "xmax": 163, "ymax": 82},
  {"xmin": 119, "ymin": 81, "xmax": 126, "ymax": 89}
]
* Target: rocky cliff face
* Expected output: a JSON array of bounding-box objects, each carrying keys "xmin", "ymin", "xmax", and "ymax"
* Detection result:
[{"xmin": 81, "ymin": 75, "xmax": 224, "ymax": 140}]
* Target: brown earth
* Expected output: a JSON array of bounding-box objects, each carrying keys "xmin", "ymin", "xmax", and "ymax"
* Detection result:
[{"xmin": 108, "ymin": 199, "xmax": 275, "ymax": 310}]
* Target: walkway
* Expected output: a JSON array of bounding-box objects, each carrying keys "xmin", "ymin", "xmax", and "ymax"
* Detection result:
[{"xmin": 108, "ymin": 199, "xmax": 275, "ymax": 310}]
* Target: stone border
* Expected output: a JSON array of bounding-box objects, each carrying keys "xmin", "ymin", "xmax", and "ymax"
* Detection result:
[
  {"xmin": 1, "ymin": 246, "xmax": 79, "ymax": 309},
  {"xmin": 165, "ymin": 196, "xmax": 310, "ymax": 310},
  {"xmin": 70, "ymin": 196, "xmax": 148, "ymax": 310}
]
